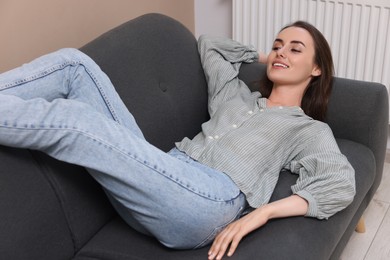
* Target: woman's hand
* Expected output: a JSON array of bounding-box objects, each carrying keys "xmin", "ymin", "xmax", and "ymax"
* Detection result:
[
  {"xmin": 258, "ymin": 52, "xmax": 268, "ymax": 64},
  {"xmin": 208, "ymin": 206, "xmax": 270, "ymax": 260},
  {"xmin": 208, "ymin": 195, "xmax": 309, "ymax": 260}
]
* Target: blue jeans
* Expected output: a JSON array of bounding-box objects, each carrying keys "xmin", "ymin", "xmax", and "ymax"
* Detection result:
[{"xmin": 0, "ymin": 48, "xmax": 247, "ymax": 249}]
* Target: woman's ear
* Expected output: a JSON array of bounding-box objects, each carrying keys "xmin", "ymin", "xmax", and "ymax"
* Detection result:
[{"xmin": 312, "ymin": 66, "xmax": 321, "ymax": 77}]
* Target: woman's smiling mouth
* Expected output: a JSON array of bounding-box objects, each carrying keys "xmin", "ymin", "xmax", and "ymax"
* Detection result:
[{"xmin": 272, "ymin": 62, "xmax": 289, "ymax": 68}]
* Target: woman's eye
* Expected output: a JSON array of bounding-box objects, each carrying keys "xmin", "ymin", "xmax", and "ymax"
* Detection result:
[
  {"xmin": 291, "ymin": 49, "xmax": 301, "ymax": 53},
  {"xmin": 272, "ymin": 46, "xmax": 281, "ymax": 51}
]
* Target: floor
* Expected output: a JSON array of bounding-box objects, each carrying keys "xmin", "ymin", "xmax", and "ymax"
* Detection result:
[{"xmin": 340, "ymin": 151, "xmax": 390, "ymax": 260}]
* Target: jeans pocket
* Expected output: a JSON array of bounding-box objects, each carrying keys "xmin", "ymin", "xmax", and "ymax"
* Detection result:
[{"xmin": 192, "ymin": 205, "xmax": 245, "ymax": 249}]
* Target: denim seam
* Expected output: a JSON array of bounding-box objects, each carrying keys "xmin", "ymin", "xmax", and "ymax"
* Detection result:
[
  {"xmin": 73, "ymin": 62, "xmax": 120, "ymax": 124},
  {"xmin": 0, "ymin": 62, "xmax": 72, "ymax": 90},
  {"xmin": 0, "ymin": 57, "xmax": 120, "ymax": 125}
]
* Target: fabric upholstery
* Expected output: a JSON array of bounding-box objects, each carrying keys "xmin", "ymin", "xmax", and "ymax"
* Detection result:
[
  {"xmin": 80, "ymin": 14, "xmax": 209, "ymax": 152},
  {"xmin": 0, "ymin": 146, "xmax": 74, "ymax": 259}
]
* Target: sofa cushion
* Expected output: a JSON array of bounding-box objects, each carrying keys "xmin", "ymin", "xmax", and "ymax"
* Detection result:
[
  {"xmin": 0, "ymin": 146, "xmax": 116, "ymax": 259},
  {"xmin": 30, "ymin": 152, "xmax": 115, "ymax": 251},
  {"xmin": 81, "ymin": 13, "xmax": 209, "ymax": 152},
  {"xmin": 0, "ymin": 146, "xmax": 74, "ymax": 259}
]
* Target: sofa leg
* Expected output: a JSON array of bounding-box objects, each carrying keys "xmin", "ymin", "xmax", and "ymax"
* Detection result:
[{"xmin": 355, "ymin": 217, "xmax": 366, "ymax": 233}]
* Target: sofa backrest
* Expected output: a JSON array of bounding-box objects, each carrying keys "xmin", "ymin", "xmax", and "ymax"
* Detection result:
[{"xmin": 81, "ymin": 13, "xmax": 209, "ymax": 152}]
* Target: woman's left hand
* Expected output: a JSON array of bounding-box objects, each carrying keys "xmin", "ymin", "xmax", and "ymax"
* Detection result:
[
  {"xmin": 207, "ymin": 195, "xmax": 309, "ymax": 260},
  {"xmin": 207, "ymin": 207, "xmax": 269, "ymax": 260}
]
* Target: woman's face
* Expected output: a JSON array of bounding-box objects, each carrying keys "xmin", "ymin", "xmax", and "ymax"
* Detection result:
[{"xmin": 266, "ymin": 26, "xmax": 321, "ymax": 89}]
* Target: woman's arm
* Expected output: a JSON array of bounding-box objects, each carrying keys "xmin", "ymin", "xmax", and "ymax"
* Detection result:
[
  {"xmin": 208, "ymin": 195, "xmax": 308, "ymax": 260},
  {"xmin": 289, "ymin": 126, "xmax": 356, "ymax": 219},
  {"xmin": 198, "ymin": 35, "xmax": 259, "ymax": 116}
]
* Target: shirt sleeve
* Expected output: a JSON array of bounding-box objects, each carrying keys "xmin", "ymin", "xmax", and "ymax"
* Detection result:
[
  {"xmin": 198, "ymin": 35, "xmax": 259, "ymax": 116},
  {"xmin": 288, "ymin": 126, "xmax": 356, "ymax": 219}
]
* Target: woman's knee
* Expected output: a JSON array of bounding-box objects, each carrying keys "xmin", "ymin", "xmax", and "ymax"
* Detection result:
[{"xmin": 53, "ymin": 48, "xmax": 98, "ymax": 70}]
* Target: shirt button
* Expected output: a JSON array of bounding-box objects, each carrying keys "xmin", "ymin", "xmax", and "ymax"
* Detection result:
[
  {"xmin": 260, "ymin": 109, "xmax": 264, "ymax": 112},
  {"xmin": 214, "ymin": 135, "xmax": 220, "ymax": 139},
  {"xmin": 248, "ymin": 110, "xmax": 253, "ymax": 115},
  {"xmin": 279, "ymin": 106, "xmax": 283, "ymax": 109},
  {"xmin": 232, "ymin": 124, "xmax": 238, "ymax": 128},
  {"xmin": 208, "ymin": 136, "xmax": 214, "ymax": 140}
]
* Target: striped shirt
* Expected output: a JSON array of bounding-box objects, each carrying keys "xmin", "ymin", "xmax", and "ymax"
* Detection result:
[{"xmin": 176, "ymin": 35, "xmax": 355, "ymax": 219}]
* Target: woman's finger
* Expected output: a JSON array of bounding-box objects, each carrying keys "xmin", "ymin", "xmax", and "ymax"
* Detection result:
[
  {"xmin": 209, "ymin": 223, "xmax": 242, "ymax": 259},
  {"xmin": 208, "ymin": 229, "xmax": 228, "ymax": 259},
  {"xmin": 227, "ymin": 233, "xmax": 244, "ymax": 257}
]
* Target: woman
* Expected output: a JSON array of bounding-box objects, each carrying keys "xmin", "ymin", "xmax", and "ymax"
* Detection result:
[{"xmin": 0, "ymin": 21, "xmax": 355, "ymax": 260}]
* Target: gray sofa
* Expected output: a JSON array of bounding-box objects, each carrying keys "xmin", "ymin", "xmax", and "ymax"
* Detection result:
[{"xmin": 1, "ymin": 13, "xmax": 388, "ymax": 260}]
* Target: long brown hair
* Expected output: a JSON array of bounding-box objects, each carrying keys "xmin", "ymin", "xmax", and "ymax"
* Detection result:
[{"xmin": 259, "ymin": 21, "xmax": 334, "ymax": 121}]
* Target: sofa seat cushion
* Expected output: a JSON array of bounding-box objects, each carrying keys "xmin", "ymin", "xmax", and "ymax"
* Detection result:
[{"xmin": 74, "ymin": 217, "xmax": 209, "ymax": 260}]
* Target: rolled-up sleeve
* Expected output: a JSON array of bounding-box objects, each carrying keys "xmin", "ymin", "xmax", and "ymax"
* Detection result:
[
  {"xmin": 198, "ymin": 35, "xmax": 259, "ymax": 116},
  {"xmin": 289, "ymin": 126, "xmax": 356, "ymax": 219}
]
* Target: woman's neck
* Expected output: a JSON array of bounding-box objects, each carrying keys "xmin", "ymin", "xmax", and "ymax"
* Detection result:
[{"xmin": 267, "ymin": 85, "xmax": 305, "ymax": 107}]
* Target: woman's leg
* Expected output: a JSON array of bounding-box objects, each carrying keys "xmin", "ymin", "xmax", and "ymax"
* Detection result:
[
  {"xmin": 0, "ymin": 48, "xmax": 143, "ymax": 138},
  {"xmin": 0, "ymin": 59, "xmax": 246, "ymax": 249},
  {"xmin": 0, "ymin": 48, "xmax": 150, "ymax": 233}
]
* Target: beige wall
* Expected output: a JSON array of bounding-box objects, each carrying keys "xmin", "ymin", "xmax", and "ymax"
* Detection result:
[{"xmin": 0, "ymin": 0, "xmax": 194, "ymax": 72}]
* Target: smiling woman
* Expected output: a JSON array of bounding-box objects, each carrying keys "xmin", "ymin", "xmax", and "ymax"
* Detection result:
[
  {"xmin": 260, "ymin": 21, "xmax": 334, "ymax": 122},
  {"xmin": 199, "ymin": 21, "xmax": 353, "ymax": 259},
  {"xmin": 267, "ymin": 27, "xmax": 321, "ymax": 107}
]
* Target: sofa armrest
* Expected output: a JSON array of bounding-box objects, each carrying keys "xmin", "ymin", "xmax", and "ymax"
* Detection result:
[{"xmin": 327, "ymin": 77, "xmax": 388, "ymax": 197}]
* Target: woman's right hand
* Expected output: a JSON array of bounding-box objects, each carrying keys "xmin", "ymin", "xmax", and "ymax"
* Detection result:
[{"xmin": 258, "ymin": 52, "xmax": 268, "ymax": 64}]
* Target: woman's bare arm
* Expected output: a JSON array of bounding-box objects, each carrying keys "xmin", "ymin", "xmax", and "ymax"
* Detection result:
[{"xmin": 208, "ymin": 195, "xmax": 308, "ymax": 260}]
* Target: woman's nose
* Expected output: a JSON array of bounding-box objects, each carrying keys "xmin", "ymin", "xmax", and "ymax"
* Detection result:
[{"xmin": 276, "ymin": 47, "xmax": 286, "ymax": 58}]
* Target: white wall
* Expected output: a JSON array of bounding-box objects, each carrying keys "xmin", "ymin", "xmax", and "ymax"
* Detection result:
[{"xmin": 194, "ymin": 0, "xmax": 232, "ymax": 39}]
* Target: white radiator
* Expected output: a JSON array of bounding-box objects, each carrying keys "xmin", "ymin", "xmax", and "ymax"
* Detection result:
[{"xmin": 233, "ymin": 0, "xmax": 390, "ymax": 95}]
